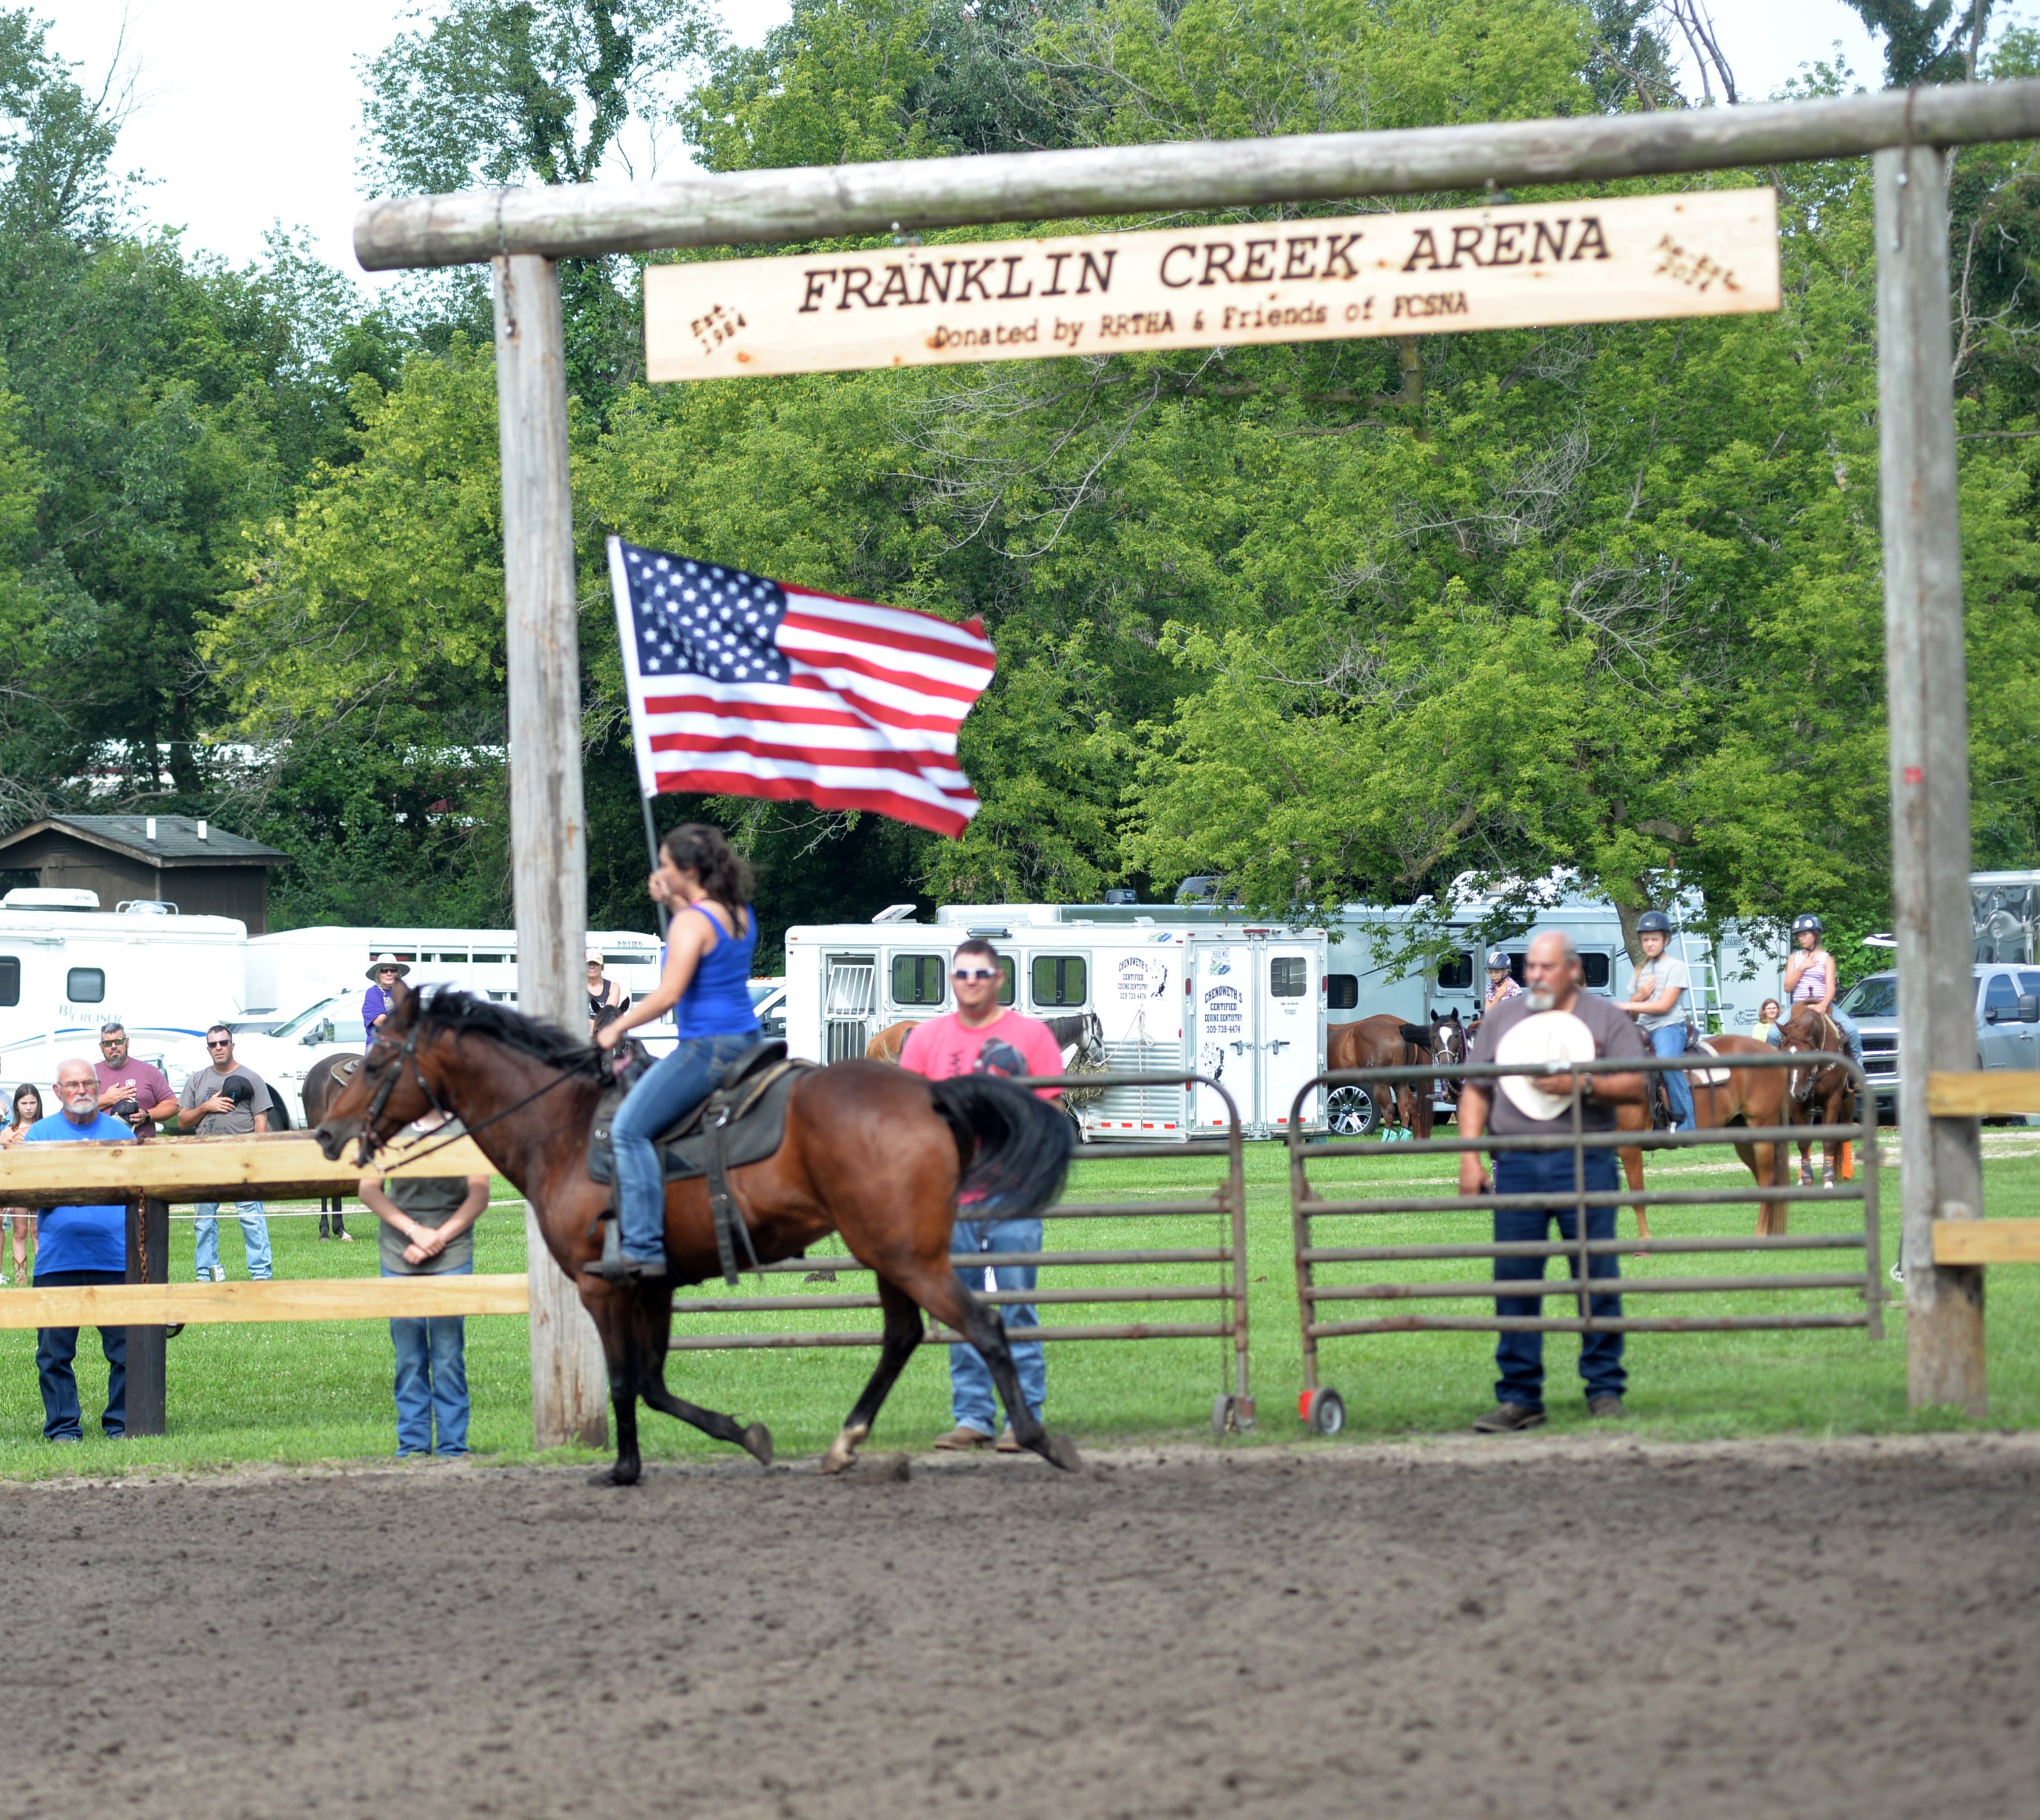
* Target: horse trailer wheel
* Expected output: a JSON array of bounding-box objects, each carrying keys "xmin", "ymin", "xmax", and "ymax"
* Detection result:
[
  {"xmin": 1300, "ymin": 1387, "xmax": 1346, "ymax": 1436},
  {"xmin": 1211, "ymin": 1393, "xmax": 1236, "ymax": 1437},
  {"xmin": 1326, "ymin": 1085, "xmax": 1378, "ymax": 1138}
]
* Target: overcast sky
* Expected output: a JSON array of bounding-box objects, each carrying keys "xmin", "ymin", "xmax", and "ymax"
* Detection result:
[{"xmin": 43, "ymin": 1, "xmax": 1895, "ymax": 290}]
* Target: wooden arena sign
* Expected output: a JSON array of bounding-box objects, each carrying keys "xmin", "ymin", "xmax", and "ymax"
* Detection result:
[{"xmin": 644, "ymin": 188, "xmax": 1778, "ymax": 381}]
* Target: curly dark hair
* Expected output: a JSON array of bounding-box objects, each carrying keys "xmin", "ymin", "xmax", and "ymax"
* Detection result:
[{"xmin": 660, "ymin": 822, "xmax": 753, "ymax": 917}]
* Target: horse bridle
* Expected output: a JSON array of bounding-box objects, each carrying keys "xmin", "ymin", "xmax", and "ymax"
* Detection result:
[
  {"xmin": 1783, "ymin": 1009, "xmax": 1843, "ymax": 1106},
  {"xmin": 355, "ymin": 1024, "xmax": 456, "ymax": 1165},
  {"xmin": 350, "ymin": 1018, "xmax": 598, "ymax": 1168}
]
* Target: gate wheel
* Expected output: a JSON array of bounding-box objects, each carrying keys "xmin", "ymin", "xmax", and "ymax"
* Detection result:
[
  {"xmin": 1326, "ymin": 1085, "xmax": 1378, "ymax": 1138},
  {"xmin": 1211, "ymin": 1393, "xmax": 1235, "ymax": 1437},
  {"xmin": 1299, "ymin": 1387, "xmax": 1346, "ymax": 1436}
]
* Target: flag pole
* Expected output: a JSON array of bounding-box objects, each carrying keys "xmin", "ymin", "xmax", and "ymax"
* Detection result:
[{"xmin": 640, "ymin": 792, "xmax": 669, "ymax": 939}]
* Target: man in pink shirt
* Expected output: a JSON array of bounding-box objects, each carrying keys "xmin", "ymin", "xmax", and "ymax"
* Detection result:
[
  {"xmin": 92, "ymin": 1023, "xmax": 176, "ymax": 1133},
  {"xmin": 899, "ymin": 938, "xmax": 1064, "ymax": 1453}
]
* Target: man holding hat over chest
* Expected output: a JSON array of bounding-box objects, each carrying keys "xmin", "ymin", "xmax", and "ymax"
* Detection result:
[{"xmin": 1459, "ymin": 930, "xmax": 1647, "ymax": 1432}]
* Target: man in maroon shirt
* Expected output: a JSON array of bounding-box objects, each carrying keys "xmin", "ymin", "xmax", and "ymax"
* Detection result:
[{"xmin": 92, "ymin": 1023, "xmax": 176, "ymax": 1133}]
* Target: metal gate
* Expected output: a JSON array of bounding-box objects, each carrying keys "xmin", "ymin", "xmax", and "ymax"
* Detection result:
[
  {"xmin": 1287, "ymin": 1050, "xmax": 1882, "ymax": 1433},
  {"xmin": 667, "ymin": 1071, "xmax": 1256, "ymax": 1433}
]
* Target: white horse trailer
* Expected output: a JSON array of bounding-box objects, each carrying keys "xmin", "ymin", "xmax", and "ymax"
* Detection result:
[
  {"xmin": 245, "ymin": 925, "xmax": 666, "ymax": 1019},
  {"xmin": 783, "ymin": 905, "xmax": 1330, "ymax": 1140},
  {"xmin": 0, "ymin": 888, "xmax": 248, "ymax": 1087}
]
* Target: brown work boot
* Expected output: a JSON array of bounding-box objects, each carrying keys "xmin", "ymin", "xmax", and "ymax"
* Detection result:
[
  {"xmin": 1471, "ymin": 1402, "xmax": 1546, "ymax": 1434},
  {"xmin": 1587, "ymin": 1394, "xmax": 1628, "ymax": 1420},
  {"xmin": 932, "ymin": 1424, "xmax": 993, "ymax": 1452},
  {"xmin": 995, "ymin": 1426, "xmax": 1025, "ymax": 1454}
]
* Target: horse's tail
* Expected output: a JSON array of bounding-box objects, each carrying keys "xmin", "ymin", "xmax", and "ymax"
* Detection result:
[{"xmin": 929, "ymin": 1075, "xmax": 1073, "ymax": 1216}]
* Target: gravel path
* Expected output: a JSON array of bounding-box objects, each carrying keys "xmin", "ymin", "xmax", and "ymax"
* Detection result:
[{"xmin": 6, "ymin": 1432, "xmax": 2036, "ymax": 1818}]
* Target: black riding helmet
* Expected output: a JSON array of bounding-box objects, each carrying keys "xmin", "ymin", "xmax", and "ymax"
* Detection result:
[
  {"xmin": 1635, "ymin": 910, "xmax": 1674, "ymax": 936},
  {"xmin": 1484, "ymin": 947, "xmax": 1511, "ymax": 971},
  {"xmin": 1792, "ymin": 913, "xmax": 1825, "ymax": 937}
]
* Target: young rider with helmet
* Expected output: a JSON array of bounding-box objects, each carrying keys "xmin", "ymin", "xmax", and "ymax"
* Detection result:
[
  {"xmin": 1782, "ymin": 914, "xmax": 1863, "ymax": 1065},
  {"xmin": 1617, "ymin": 910, "xmax": 1695, "ymax": 1131},
  {"xmin": 1483, "ymin": 948, "xmax": 1523, "ymax": 1011}
]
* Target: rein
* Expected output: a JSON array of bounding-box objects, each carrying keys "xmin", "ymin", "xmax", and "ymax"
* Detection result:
[{"xmin": 353, "ymin": 1022, "xmax": 603, "ymax": 1169}]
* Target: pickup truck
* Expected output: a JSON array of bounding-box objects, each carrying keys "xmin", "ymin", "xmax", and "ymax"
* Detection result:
[{"xmin": 1842, "ymin": 963, "xmax": 2040, "ymax": 1119}]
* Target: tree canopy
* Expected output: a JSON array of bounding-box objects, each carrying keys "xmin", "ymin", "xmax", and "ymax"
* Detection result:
[{"xmin": 4, "ymin": 0, "xmax": 2040, "ymax": 971}]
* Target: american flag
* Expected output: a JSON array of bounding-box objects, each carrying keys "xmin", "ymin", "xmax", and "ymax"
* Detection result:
[{"xmin": 606, "ymin": 536, "xmax": 996, "ymax": 837}]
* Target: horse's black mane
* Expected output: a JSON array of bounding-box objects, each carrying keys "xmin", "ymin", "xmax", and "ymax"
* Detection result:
[{"xmin": 413, "ymin": 987, "xmax": 601, "ymax": 1073}]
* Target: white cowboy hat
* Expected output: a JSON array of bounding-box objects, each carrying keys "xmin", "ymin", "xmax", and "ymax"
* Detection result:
[
  {"xmin": 1494, "ymin": 1010, "xmax": 1597, "ymax": 1121},
  {"xmin": 366, "ymin": 953, "xmax": 411, "ymax": 981}
]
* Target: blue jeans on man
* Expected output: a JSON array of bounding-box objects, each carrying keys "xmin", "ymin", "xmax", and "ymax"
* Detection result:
[
  {"xmin": 611, "ymin": 1031, "xmax": 760, "ymax": 1264},
  {"xmin": 194, "ymin": 1200, "xmax": 272, "ymax": 1280},
  {"xmin": 386, "ymin": 1259, "xmax": 470, "ymax": 1455},
  {"xmin": 1648, "ymin": 1023, "xmax": 1695, "ymax": 1129},
  {"xmin": 949, "ymin": 1216, "xmax": 1045, "ymax": 1435},
  {"xmin": 34, "ymin": 1268, "xmax": 126, "ymax": 1440},
  {"xmin": 1492, "ymin": 1147, "xmax": 1624, "ymax": 1411}
]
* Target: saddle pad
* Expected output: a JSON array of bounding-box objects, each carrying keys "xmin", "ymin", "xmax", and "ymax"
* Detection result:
[
  {"xmin": 586, "ymin": 1056, "xmax": 812, "ymax": 1186},
  {"xmin": 1690, "ymin": 1039, "xmax": 1733, "ymax": 1089}
]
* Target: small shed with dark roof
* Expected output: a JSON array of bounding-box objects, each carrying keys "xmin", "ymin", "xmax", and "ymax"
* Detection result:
[{"xmin": 0, "ymin": 815, "xmax": 289, "ymax": 932}]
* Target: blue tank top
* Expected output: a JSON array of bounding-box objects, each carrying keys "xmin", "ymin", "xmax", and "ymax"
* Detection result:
[{"xmin": 674, "ymin": 903, "xmax": 761, "ymax": 1040}]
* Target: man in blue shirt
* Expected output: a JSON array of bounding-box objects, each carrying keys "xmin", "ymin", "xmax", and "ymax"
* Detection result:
[{"xmin": 24, "ymin": 1058, "xmax": 136, "ymax": 1441}]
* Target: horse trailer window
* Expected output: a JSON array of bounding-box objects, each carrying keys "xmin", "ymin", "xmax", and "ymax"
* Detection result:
[
  {"xmin": 0, "ymin": 957, "xmax": 17, "ymax": 1006},
  {"xmin": 891, "ymin": 953, "xmax": 948, "ymax": 1006},
  {"xmin": 1436, "ymin": 953, "xmax": 1474, "ymax": 991},
  {"xmin": 1581, "ymin": 952, "xmax": 1611, "ymax": 988},
  {"xmin": 1031, "ymin": 955, "xmax": 1088, "ymax": 1007},
  {"xmin": 66, "ymin": 967, "xmax": 105, "ymax": 1003},
  {"xmin": 998, "ymin": 958, "xmax": 1016, "ymax": 1006},
  {"xmin": 1270, "ymin": 957, "xmax": 1308, "ymax": 996},
  {"xmin": 1326, "ymin": 973, "xmax": 1359, "ymax": 1010}
]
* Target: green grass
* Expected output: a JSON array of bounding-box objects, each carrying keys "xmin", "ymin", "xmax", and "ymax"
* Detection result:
[{"xmin": 2, "ymin": 1131, "xmax": 2038, "ymax": 1478}]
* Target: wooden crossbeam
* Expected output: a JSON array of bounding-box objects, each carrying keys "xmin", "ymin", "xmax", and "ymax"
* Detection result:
[
  {"xmin": 1931, "ymin": 1221, "xmax": 2040, "ymax": 1265},
  {"xmin": 0, "ymin": 1274, "xmax": 531, "ymax": 1330},
  {"xmin": 0, "ymin": 1133, "xmax": 498, "ymax": 1207},
  {"xmin": 1925, "ymin": 1072, "xmax": 2040, "ymax": 1117}
]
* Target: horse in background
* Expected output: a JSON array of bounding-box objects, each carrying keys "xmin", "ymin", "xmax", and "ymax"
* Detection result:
[
  {"xmin": 1614, "ymin": 1033, "xmax": 1801, "ymax": 1237},
  {"xmin": 300, "ymin": 1052, "xmax": 362, "ymax": 1240},
  {"xmin": 1778, "ymin": 1004, "xmax": 1856, "ymax": 1190},
  {"xmin": 1328, "ymin": 1010, "xmax": 1466, "ymax": 1138}
]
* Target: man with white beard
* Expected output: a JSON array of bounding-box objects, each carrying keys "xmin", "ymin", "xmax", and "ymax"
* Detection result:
[{"xmin": 1458, "ymin": 931, "xmax": 1647, "ymax": 1432}]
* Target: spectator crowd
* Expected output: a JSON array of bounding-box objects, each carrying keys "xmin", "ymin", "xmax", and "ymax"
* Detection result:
[{"xmin": 0, "ymin": 1016, "xmax": 483, "ymax": 1455}]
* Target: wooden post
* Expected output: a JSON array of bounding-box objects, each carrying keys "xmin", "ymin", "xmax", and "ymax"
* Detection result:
[
  {"xmin": 122, "ymin": 1194, "xmax": 169, "ymax": 1436},
  {"xmin": 493, "ymin": 252, "xmax": 610, "ymax": 1450},
  {"xmin": 1875, "ymin": 143, "xmax": 1987, "ymax": 1415}
]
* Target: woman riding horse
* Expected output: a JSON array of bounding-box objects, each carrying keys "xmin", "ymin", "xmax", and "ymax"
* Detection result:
[{"xmin": 589, "ymin": 823, "xmax": 762, "ymax": 1282}]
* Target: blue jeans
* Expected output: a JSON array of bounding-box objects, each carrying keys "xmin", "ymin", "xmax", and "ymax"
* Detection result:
[
  {"xmin": 388, "ymin": 1260, "xmax": 471, "ymax": 1455},
  {"xmin": 1830, "ymin": 1006, "xmax": 1863, "ymax": 1066},
  {"xmin": 34, "ymin": 1269, "xmax": 126, "ymax": 1440},
  {"xmin": 1492, "ymin": 1147, "xmax": 1624, "ymax": 1409},
  {"xmin": 949, "ymin": 1216, "xmax": 1046, "ymax": 1434},
  {"xmin": 611, "ymin": 1031, "xmax": 758, "ymax": 1262},
  {"xmin": 1649, "ymin": 1023, "xmax": 1695, "ymax": 1129},
  {"xmin": 194, "ymin": 1201, "xmax": 271, "ymax": 1280}
]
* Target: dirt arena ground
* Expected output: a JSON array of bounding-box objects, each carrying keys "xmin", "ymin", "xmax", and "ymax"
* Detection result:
[{"xmin": 6, "ymin": 1432, "xmax": 2036, "ymax": 1819}]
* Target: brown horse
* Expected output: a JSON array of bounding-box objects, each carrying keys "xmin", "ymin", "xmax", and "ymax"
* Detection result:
[
  {"xmin": 1778, "ymin": 1004, "xmax": 1855, "ymax": 1191},
  {"xmin": 314, "ymin": 987, "xmax": 1077, "ymax": 1486},
  {"xmin": 301, "ymin": 1053, "xmax": 363, "ymax": 1239},
  {"xmin": 1327, "ymin": 1011, "xmax": 1465, "ymax": 1137},
  {"xmin": 1614, "ymin": 1033, "xmax": 1800, "ymax": 1236}
]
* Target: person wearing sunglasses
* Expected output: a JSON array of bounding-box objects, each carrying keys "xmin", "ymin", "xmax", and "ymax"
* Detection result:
[
  {"xmin": 175, "ymin": 1025, "xmax": 275, "ymax": 1283},
  {"xmin": 898, "ymin": 938, "xmax": 1066, "ymax": 1454},
  {"xmin": 92, "ymin": 1023, "xmax": 177, "ymax": 1133}
]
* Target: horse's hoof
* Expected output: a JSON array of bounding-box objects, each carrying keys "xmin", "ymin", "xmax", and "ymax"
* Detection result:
[
  {"xmin": 819, "ymin": 1423, "xmax": 869, "ymax": 1475},
  {"xmin": 741, "ymin": 1422, "xmax": 775, "ymax": 1468},
  {"xmin": 589, "ymin": 1462, "xmax": 641, "ymax": 1488},
  {"xmin": 1043, "ymin": 1432, "xmax": 1082, "ymax": 1472}
]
